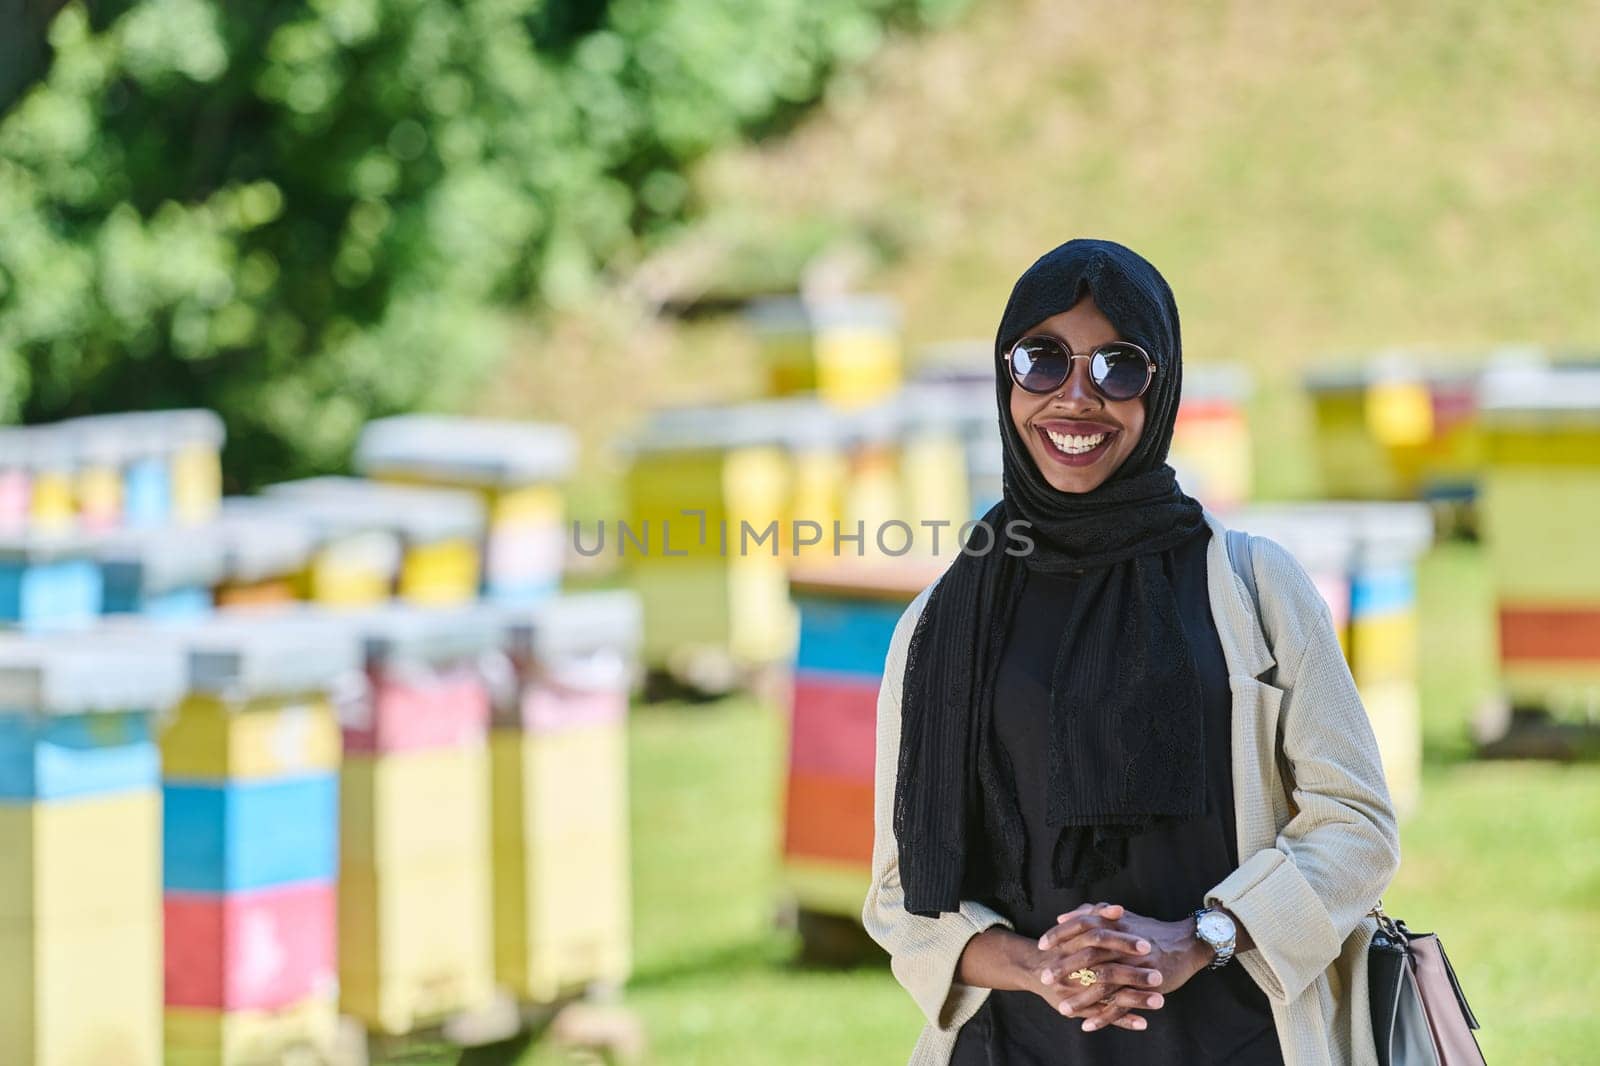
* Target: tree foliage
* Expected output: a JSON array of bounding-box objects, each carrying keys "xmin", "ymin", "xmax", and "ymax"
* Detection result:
[{"xmin": 0, "ymin": 0, "xmax": 966, "ymax": 487}]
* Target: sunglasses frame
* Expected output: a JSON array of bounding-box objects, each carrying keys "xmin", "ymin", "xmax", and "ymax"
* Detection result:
[{"xmin": 1005, "ymin": 334, "xmax": 1159, "ymax": 401}]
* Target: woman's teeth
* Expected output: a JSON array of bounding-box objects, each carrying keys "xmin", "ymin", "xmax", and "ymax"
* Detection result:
[{"xmin": 1045, "ymin": 428, "xmax": 1109, "ymax": 454}]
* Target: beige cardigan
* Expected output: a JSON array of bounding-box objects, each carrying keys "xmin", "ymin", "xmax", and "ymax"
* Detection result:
[{"xmin": 862, "ymin": 509, "xmax": 1402, "ymax": 1065}]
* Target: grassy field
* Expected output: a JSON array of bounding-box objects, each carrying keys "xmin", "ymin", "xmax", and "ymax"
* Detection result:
[{"xmin": 435, "ymin": 539, "xmax": 1594, "ymax": 1065}]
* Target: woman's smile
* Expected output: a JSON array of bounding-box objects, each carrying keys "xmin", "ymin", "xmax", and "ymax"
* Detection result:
[{"xmin": 1033, "ymin": 419, "xmax": 1119, "ymax": 466}]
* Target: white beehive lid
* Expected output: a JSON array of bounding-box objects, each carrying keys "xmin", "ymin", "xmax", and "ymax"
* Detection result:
[
  {"xmin": 355, "ymin": 415, "xmax": 577, "ymax": 486},
  {"xmin": 264, "ymin": 477, "xmax": 487, "ymax": 543},
  {"xmin": 0, "ymin": 634, "xmax": 186, "ymax": 714}
]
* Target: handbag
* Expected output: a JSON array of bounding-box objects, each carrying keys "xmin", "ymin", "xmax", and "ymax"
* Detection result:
[
  {"xmin": 1367, "ymin": 901, "xmax": 1486, "ymax": 1066},
  {"xmin": 1223, "ymin": 529, "xmax": 1487, "ymax": 1066}
]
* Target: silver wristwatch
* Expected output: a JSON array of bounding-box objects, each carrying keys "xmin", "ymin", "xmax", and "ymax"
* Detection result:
[{"xmin": 1191, "ymin": 906, "xmax": 1237, "ymax": 970}]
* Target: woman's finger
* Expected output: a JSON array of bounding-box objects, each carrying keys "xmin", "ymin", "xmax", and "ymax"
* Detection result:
[
  {"xmin": 1057, "ymin": 964, "xmax": 1165, "ymax": 1014},
  {"xmin": 1039, "ymin": 923, "xmax": 1152, "ymax": 961},
  {"xmin": 1039, "ymin": 945, "xmax": 1121, "ymax": 987},
  {"xmin": 1057, "ymin": 901, "xmax": 1122, "ymax": 924},
  {"xmin": 1036, "ymin": 934, "xmax": 1152, "ymax": 985},
  {"xmin": 1081, "ymin": 987, "xmax": 1167, "ymax": 1032}
]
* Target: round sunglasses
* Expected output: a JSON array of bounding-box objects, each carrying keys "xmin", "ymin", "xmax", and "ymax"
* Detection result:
[{"xmin": 1006, "ymin": 335, "xmax": 1158, "ymax": 401}]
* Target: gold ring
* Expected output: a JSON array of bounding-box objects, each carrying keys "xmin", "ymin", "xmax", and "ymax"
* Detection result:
[{"xmin": 1068, "ymin": 968, "xmax": 1098, "ymax": 987}]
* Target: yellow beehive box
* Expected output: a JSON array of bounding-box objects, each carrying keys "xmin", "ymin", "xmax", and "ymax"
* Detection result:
[
  {"xmin": 0, "ymin": 913, "xmax": 161, "ymax": 1066},
  {"xmin": 0, "ymin": 791, "xmax": 160, "ymax": 924},
  {"xmin": 747, "ymin": 295, "xmax": 903, "ymax": 408},
  {"xmin": 1359, "ymin": 679, "xmax": 1422, "ymax": 820},
  {"xmin": 630, "ymin": 557, "xmax": 795, "ymax": 669},
  {"xmin": 624, "ymin": 445, "xmax": 790, "ymax": 561},
  {"xmin": 1348, "ymin": 611, "xmax": 1419, "ymax": 687},
  {"xmin": 397, "ymin": 536, "xmax": 482, "ymax": 606},
  {"xmin": 159, "ymin": 695, "xmax": 340, "ymax": 781},
  {"xmin": 489, "ymin": 727, "xmax": 631, "ymax": 1001},
  {"xmin": 164, "ymin": 994, "xmax": 339, "ymax": 1066},
  {"xmin": 338, "ymin": 857, "xmax": 495, "ymax": 1035},
  {"xmin": 339, "ymin": 745, "xmax": 490, "ymax": 869},
  {"xmin": 266, "ymin": 478, "xmax": 487, "ymax": 608}
]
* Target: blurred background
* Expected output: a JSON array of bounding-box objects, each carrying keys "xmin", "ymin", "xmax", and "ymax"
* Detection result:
[{"xmin": 2, "ymin": 0, "xmax": 1598, "ymax": 1063}]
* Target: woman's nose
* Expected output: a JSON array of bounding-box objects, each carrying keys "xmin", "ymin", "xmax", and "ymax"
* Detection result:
[{"xmin": 1056, "ymin": 357, "xmax": 1101, "ymax": 407}]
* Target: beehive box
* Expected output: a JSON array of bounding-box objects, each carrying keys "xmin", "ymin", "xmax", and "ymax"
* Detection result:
[
  {"xmin": 1226, "ymin": 502, "xmax": 1430, "ymax": 818},
  {"xmin": 0, "ymin": 534, "xmax": 103, "ymax": 632},
  {"xmin": 746, "ymin": 294, "xmax": 903, "ymax": 408},
  {"xmin": 623, "ymin": 402, "xmax": 799, "ymax": 672},
  {"xmin": 1305, "ymin": 358, "xmax": 1485, "ymax": 502},
  {"xmin": 0, "ymin": 638, "xmax": 183, "ymax": 1066},
  {"xmin": 156, "ymin": 614, "xmax": 360, "ymax": 1066},
  {"xmin": 1479, "ymin": 362, "xmax": 1600, "ymax": 711},
  {"xmin": 266, "ymin": 478, "xmax": 487, "ymax": 607},
  {"xmin": 223, "ymin": 496, "xmax": 402, "ymax": 609},
  {"xmin": 356, "ymin": 415, "xmax": 578, "ymax": 605},
  {"xmin": 783, "ymin": 560, "xmax": 942, "ymax": 919},
  {"xmin": 94, "ymin": 524, "xmax": 227, "ymax": 619},
  {"xmin": 338, "ymin": 605, "xmax": 500, "ymax": 1035},
  {"xmin": 489, "ymin": 590, "xmax": 640, "ymax": 1003},
  {"xmin": 1171, "ymin": 365, "xmax": 1254, "ymax": 509},
  {"xmin": 211, "ymin": 506, "xmax": 316, "ymax": 610}
]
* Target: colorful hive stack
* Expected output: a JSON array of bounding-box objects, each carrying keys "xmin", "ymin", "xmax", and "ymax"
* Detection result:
[
  {"xmin": 0, "ymin": 638, "xmax": 183, "ymax": 1066},
  {"xmin": 490, "ymin": 590, "xmax": 641, "ymax": 1003},
  {"xmin": 265, "ymin": 479, "xmax": 487, "ymax": 607},
  {"xmin": 0, "ymin": 534, "xmax": 103, "ymax": 632},
  {"xmin": 95, "ymin": 525, "xmax": 226, "ymax": 619},
  {"xmin": 624, "ymin": 403, "xmax": 796, "ymax": 672},
  {"xmin": 1336, "ymin": 503, "xmax": 1432, "ymax": 818},
  {"xmin": 783, "ymin": 560, "xmax": 942, "ymax": 918},
  {"xmin": 212, "ymin": 507, "xmax": 316, "ymax": 610},
  {"xmin": 1171, "ymin": 365, "xmax": 1254, "ymax": 509},
  {"xmin": 339, "ymin": 605, "xmax": 499, "ymax": 1035},
  {"xmin": 747, "ymin": 294, "xmax": 903, "ymax": 408},
  {"xmin": 159, "ymin": 616, "xmax": 358, "ymax": 1066},
  {"xmin": 356, "ymin": 415, "xmax": 577, "ymax": 605},
  {"xmin": 1305, "ymin": 359, "xmax": 1485, "ymax": 502},
  {"xmin": 1228, "ymin": 503, "xmax": 1429, "ymax": 817},
  {"xmin": 1478, "ymin": 363, "xmax": 1600, "ymax": 711}
]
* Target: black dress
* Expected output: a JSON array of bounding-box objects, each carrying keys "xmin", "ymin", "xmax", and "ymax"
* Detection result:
[{"xmin": 949, "ymin": 525, "xmax": 1284, "ymax": 1065}]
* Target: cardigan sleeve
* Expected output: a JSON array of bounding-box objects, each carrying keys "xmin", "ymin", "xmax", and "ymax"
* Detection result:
[
  {"xmin": 861, "ymin": 584, "xmax": 1015, "ymax": 1032},
  {"xmin": 1203, "ymin": 534, "xmax": 1403, "ymax": 1005}
]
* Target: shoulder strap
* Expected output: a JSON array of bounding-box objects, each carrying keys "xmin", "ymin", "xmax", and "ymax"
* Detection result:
[{"xmin": 1225, "ymin": 527, "xmax": 1260, "ymax": 616}]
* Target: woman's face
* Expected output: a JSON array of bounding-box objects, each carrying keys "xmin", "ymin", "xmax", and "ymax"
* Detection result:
[{"xmin": 1007, "ymin": 296, "xmax": 1147, "ymax": 494}]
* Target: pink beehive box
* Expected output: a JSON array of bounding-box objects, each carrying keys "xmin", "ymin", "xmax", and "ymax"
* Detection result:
[{"xmin": 338, "ymin": 605, "xmax": 503, "ymax": 753}]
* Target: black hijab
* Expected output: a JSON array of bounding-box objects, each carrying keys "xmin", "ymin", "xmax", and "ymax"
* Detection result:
[{"xmin": 893, "ymin": 239, "xmax": 1207, "ymax": 918}]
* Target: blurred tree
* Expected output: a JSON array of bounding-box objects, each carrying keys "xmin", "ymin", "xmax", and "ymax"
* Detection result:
[{"xmin": 0, "ymin": 0, "xmax": 968, "ymax": 488}]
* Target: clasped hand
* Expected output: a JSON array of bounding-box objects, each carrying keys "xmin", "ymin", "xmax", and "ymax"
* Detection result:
[{"xmin": 1025, "ymin": 901, "xmax": 1209, "ymax": 1033}]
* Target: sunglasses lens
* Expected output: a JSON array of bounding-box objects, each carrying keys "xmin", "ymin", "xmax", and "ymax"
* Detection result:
[
  {"xmin": 1009, "ymin": 338, "xmax": 1070, "ymax": 393},
  {"xmin": 1090, "ymin": 343, "xmax": 1153, "ymax": 400}
]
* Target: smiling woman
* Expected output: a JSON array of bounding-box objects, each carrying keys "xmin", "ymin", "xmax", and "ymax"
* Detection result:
[{"xmin": 862, "ymin": 238, "xmax": 1401, "ymax": 1066}]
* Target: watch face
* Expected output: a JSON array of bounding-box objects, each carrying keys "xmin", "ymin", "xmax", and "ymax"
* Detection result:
[{"xmin": 1198, "ymin": 911, "xmax": 1236, "ymax": 943}]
